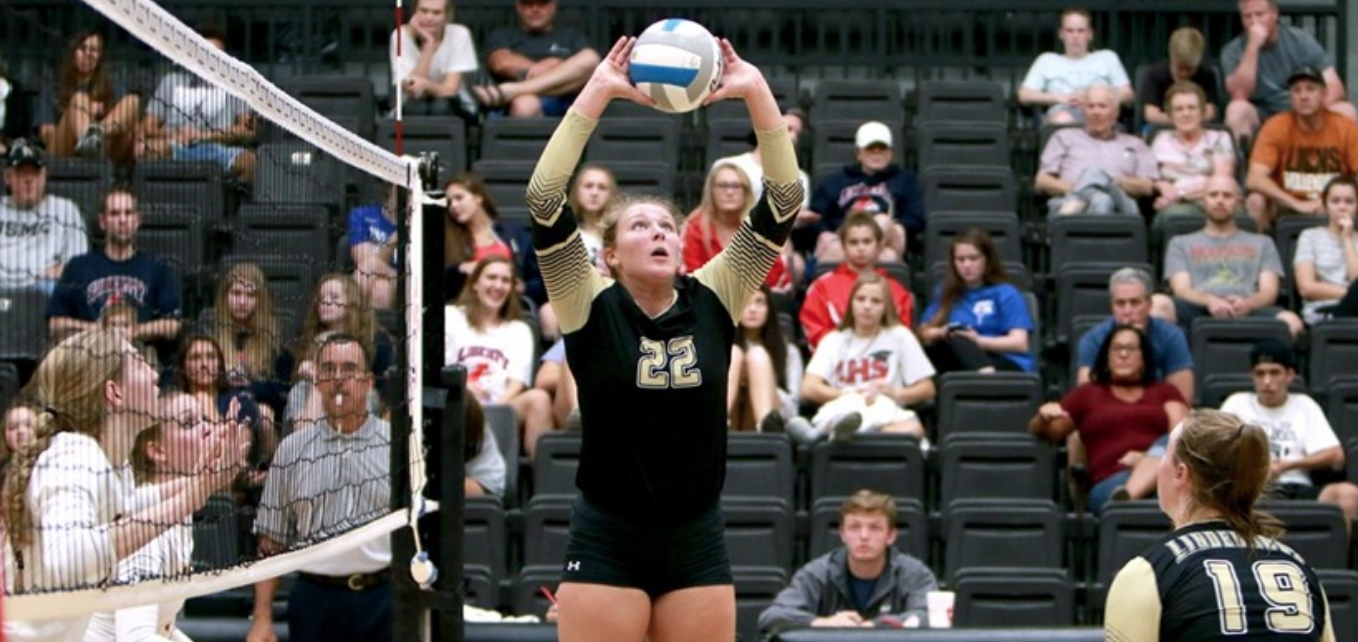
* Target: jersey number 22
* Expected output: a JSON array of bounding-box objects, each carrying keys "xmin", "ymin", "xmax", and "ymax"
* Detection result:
[{"xmin": 637, "ymin": 337, "xmax": 701, "ymax": 389}]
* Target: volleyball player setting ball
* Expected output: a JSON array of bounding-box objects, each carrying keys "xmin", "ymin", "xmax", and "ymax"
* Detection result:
[
  {"xmin": 1105, "ymin": 409, "xmax": 1335, "ymax": 641},
  {"xmin": 525, "ymin": 34, "xmax": 801, "ymax": 642}
]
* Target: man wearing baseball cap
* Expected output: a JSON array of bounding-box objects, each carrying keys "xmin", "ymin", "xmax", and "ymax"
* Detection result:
[
  {"xmin": 0, "ymin": 139, "xmax": 89, "ymax": 292},
  {"xmin": 807, "ymin": 121, "xmax": 922, "ymax": 263},
  {"xmin": 1245, "ymin": 66, "xmax": 1358, "ymax": 231}
]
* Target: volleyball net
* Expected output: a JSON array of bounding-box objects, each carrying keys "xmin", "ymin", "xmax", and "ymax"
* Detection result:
[{"xmin": 1, "ymin": 0, "xmax": 447, "ymax": 624}]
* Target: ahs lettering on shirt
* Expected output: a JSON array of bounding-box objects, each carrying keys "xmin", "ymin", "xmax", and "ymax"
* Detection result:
[{"xmin": 834, "ymin": 350, "xmax": 891, "ymax": 384}]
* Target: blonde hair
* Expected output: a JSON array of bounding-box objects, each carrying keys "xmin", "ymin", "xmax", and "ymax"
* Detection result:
[
  {"xmin": 454, "ymin": 255, "xmax": 523, "ymax": 331},
  {"xmin": 3, "ymin": 330, "xmax": 132, "ymax": 548},
  {"xmin": 299, "ymin": 274, "xmax": 376, "ymax": 362},
  {"xmin": 838, "ymin": 272, "xmax": 899, "ymax": 332},
  {"xmin": 568, "ymin": 163, "xmax": 618, "ymax": 227},
  {"xmin": 211, "ymin": 263, "xmax": 282, "ymax": 380},
  {"xmin": 1174, "ymin": 409, "xmax": 1284, "ymax": 550},
  {"xmin": 1168, "ymin": 27, "xmax": 1205, "ymax": 68}
]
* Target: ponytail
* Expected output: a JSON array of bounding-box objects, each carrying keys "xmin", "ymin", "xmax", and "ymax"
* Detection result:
[{"xmin": 1176, "ymin": 409, "xmax": 1284, "ymax": 552}]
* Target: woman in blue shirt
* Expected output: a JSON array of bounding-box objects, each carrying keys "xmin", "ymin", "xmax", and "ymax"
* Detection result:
[{"xmin": 918, "ymin": 228, "xmax": 1034, "ymax": 373}]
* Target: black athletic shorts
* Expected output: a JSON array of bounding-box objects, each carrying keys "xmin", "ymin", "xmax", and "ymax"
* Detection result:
[{"xmin": 561, "ymin": 494, "xmax": 732, "ymax": 598}]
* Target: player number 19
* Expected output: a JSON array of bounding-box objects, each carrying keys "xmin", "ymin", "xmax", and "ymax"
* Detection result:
[{"xmin": 1204, "ymin": 559, "xmax": 1315, "ymax": 635}]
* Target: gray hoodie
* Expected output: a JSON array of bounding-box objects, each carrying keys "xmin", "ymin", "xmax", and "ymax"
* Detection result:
[{"xmin": 758, "ymin": 547, "xmax": 937, "ymax": 636}]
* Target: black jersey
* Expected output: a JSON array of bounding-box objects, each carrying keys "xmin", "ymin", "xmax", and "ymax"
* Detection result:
[
  {"xmin": 527, "ymin": 110, "xmax": 802, "ymax": 523},
  {"xmin": 1105, "ymin": 521, "xmax": 1334, "ymax": 642}
]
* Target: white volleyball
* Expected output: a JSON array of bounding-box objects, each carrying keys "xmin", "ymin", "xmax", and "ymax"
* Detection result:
[{"xmin": 628, "ymin": 19, "xmax": 723, "ymax": 114}]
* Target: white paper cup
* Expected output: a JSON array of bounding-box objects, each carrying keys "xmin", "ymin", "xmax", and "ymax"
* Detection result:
[{"xmin": 926, "ymin": 590, "xmax": 955, "ymax": 628}]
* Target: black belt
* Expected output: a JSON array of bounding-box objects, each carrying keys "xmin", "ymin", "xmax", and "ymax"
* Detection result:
[{"xmin": 298, "ymin": 570, "xmax": 389, "ymax": 591}]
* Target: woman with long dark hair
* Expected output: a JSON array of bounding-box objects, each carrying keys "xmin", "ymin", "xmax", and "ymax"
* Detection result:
[
  {"xmin": 918, "ymin": 227, "xmax": 1034, "ymax": 374},
  {"xmin": 1030, "ymin": 324, "xmax": 1187, "ymax": 513},
  {"xmin": 38, "ymin": 30, "xmax": 141, "ymax": 164},
  {"xmin": 728, "ymin": 284, "xmax": 801, "ymax": 433},
  {"xmin": 1105, "ymin": 408, "xmax": 1335, "ymax": 640}
]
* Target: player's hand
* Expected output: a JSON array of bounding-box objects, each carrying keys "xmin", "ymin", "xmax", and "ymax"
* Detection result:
[
  {"xmin": 812, "ymin": 611, "xmax": 865, "ymax": 627},
  {"xmin": 584, "ymin": 37, "xmax": 655, "ymax": 107},
  {"xmin": 246, "ymin": 617, "xmax": 278, "ymax": 642},
  {"xmin": 703, "ymin": 38, "xmax": 766, "ymax": 104}
]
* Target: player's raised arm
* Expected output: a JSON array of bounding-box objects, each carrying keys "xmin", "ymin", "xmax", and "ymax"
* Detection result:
[
  {"xmin": 527, "ymin": 37, "xmax": 655, "ymax": 334},
  {"xmin": 695, "ymin": 39, "xmax": 803, "ymax": 320}
]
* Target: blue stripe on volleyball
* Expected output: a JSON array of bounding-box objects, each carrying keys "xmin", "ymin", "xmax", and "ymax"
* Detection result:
[
  {"xmin": 662, "ymin": 18, "xmax": 682, "ymax": 32},
  {"xmin": 629, "ymin": 62, "xmax": 698, "ymax": 86}
]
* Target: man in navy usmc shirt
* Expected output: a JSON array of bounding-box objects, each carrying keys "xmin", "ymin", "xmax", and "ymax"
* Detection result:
[{"xmin": 47, "ymin": 185, "xmax": 182, "ymax": 343}]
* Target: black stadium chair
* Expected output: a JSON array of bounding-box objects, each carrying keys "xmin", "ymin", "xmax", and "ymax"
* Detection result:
[
  {"xmin": 0, "ymin": 289, "xmax": 50, "ymax": 363},
  {"xmin": 938, "ymin": 433, "xmax": 1056, "ymax": 507},
  {"xmin": 44, "ymin": 157, "xmax": 113, "ymax": 230},
  {"xmin": 530, "ymin": 431, "xmax": 583, "ymax": 499},
  {"xmin": 915, "ymin": 121, "xmax": 1010, "ymax": 171},
  {"xmin": 133, "ymin": 160, "xmax": 226, "ymax": 224},
  {"xmin": 723, "ymin": 433, "xmax": 795, "ymax": 505},
  {"xmin": 721, "ymin": 498, "xmax": 796, "ymax": 575},
  {"xmin": 282, "ymin": 76, "xmax": 376, "ymax": 140},
  {"xmin": 953, "ymin": 568, "xmax": 1075, "ymax": 627},
  {"xmin": 1261, "ymin": 502, "xmax": 1350, "ymax": 570},
  {"xmin": 481, "ymin": 403, "xmax": 520, "ymax": 508},
  {"xmin": 1189, "ymin": 318, "xmax": 1293, "ymax": 402},
  {"xmin": 942, "ymin": 499, "xmax": 1063, "ymax": 584},
  {"xmin": 734, "ymin": 568, "xmax": 788, "ymax": 642},
  {"xmin": 480, "ymin": 118, "xmax": 561, "ymax": 162},
  {"xmin": 1318, "ymin": 569, "xmax": 1358, "ymax": 639},
  {"xmin": 920, "ymin": 165, "xmax": 1019, "ymax": 215},
  {"xmin": 1054, "ymin": 263, "xmax": 1153, "ymax": 346},
  {"xmin": 511, "ymin": 566, "xmax": 561, "ymax": 621},
  {"xmin": 809, "ymin": 79, "xmax": 904, "ymax": 125},
  {"xmin": 0, "ymin": 361, "xmax": 20, "ymax": 411},
  {"xmin": 1095, "ymin": 501, "xmax": 1173, "ymax": 601},
  {"xmin": 914, "ymin": 81, "xmax": 1008, "ymax": 124},
  {"xmin": 922, "ymin": 212, "xmax": 1023, "ymax": 270},
  {"xmin": 521, "ymin": 495, "xmax": 574, "ymax": 568},
  {"xmin": 1048, "ymin": 215, "xmax": 1149, "ymax": 267},
  {"xmin": 809, "ymin": 434, "xmax": 926, "ymax": 504},
  {"xmin": 1308, "ymin": 321, "xmax": 1358, "ymax": 399},
  {"xmin": 585, "ymin": 117, "xmax": 681, "ymax": 165},
  {"xmin": 252, "ymin": 142, "xmax": 344, "ymax": 211},
  {"xmin": 463, "ymin": 496, "xmax": 506, "ymax": 609},
  {"xmin": 936, "ymin": 372, "xmax": 1043, "ymax": 442},
  {"xmin": 138, "ymin": 204, "xmax": 209, "ymax": 275},
  {"xmin": 234, "ymin": 203, "xmax": 332, "ymax": 263},
  {"xmin": 375, "ymin": 116, "xmax": 467, "ymax": 179},
  {"xmin": 809, "ymin": 496, "xmax": 929, "ymax": 560},
  {"xmin": 705, "ymin": 118, "xmax": 756, "ymax": 168},
  {"xmin": 1327, "ymin": 379, "xmax": 1358, "ymax": 446}
]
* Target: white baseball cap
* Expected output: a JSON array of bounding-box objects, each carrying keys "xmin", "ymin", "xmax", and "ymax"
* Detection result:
[{"xmin": 855, "ymin": 121, "xmax": 893, "ymax": 149}]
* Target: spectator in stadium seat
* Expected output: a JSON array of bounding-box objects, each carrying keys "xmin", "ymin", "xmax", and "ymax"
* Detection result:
[
  {"xmin": 442, "ymin": 173, "xmax": 552, "ymax": 336},
  {"xmin": 137, "ymin": 23, "xmax": 257, "ymax": 183},
  {"xmin": 0, "ymin": 51, "xmax": 33, "ymax": 155},
  {"xmin": 1149, "ymin": 81, "xmax": 1236, "ymax": 232},
  {"xmin": 1, "ymin": 399, "xmax": 38, "ymax": 475},
  {"xmin": 1294, "ymin": 175, "xmax": 1358, "ymax": 324},
  {"xmin": 1017, "ymin": 8, "xmax": 1133, "ymax": 125},
  {"xmin": 2, "ymin": 330, "xmax": 244, "ymax": 642},
  {"xmin": 1222, "ymin": 0, "xmax": 1356, "ymax": 142},
  {"xmin": 567, "ymin": 162, "xmax": 616, "ymax": 271},
  {"xmin": 84, "ymin": 391, "xmax": 216, "ymax": 642},
  {"xmin": 792, "ymin": 274, "xmax": 934, "ymax": 444},
  {"xmin": 202, "ymin": 262, "xmax": 290, "ymax": 417},
  {"xmin": 0, "ymin": 139, "xmax": 88, "ymax": 293},
  {"xmin": 684, "ymin": 162, "xmax": 798, "ymax": 293},
  {"xmin": 473, "ymin": 0, "xmax": 601, "ymax": 118},
  {"xmin": 349, "ymin": 186, "xmax": 400, "ymax": 310},
  {"xmin": 444, "ymin": 256, "xmax": 554, "ymax": 458},
  {"xmin": 758, "ymin": 490, "xmax": 937, "ymax": 634},
  {"xmin": 1036, "ymin": 84, "xmax": 1158, "ymax": 218},
  {"xmin": 729, "ymin": 285, "xmax": 802, "ymax": 434},
  {"xmin": 1032, "ymin": 324, "xmax": 1188, "ymax": 513},
  {"xmin": 807, "ymin": 121, "xmax": 918, "ymax": 262},
  {"xmin": 1136, "ymin": 27, "xmax": 1223, "ymax": 127},
  {"xmin": 1152, "ymin": 175, "xmax": 1305, "ymax": 338},
  {"xmin": 533, "ymin": 338, "xmax": 579, "ymax": 430},
  {"xmin": 1244, "ymin": 67, "xmax": 1358, "ymax": 232},
  {"xmin": 462, "ymin": 393, "xmax": 506, "ymax": 498},
  {"xmin": 46, "ymin": 186, "xmax": 182, "ymax": 345},
  {"xmin": 711, "ymin": 107, "xmax": 814, "ymax": 224},
  {"xmin": 918, "ymin": 228, "xmax": 1035, "ymax": 374},
  {"xmin": 1220, "ymin": 338, "xmax": 1358, "ymax": 525},
  {"xmin": 800, "ymin": 213, "xmax": 914, "ymax": 350},
  {"xmin": 390, "ymin": 0, "xmax": 478, "ymax": 117},
  {"xmin": 168, "ymin": 334, "xmax": 272, "ymax": 489},
  {"xmin": 37, "ymin": 29, "xmax": 141, "ymax": 166},
  {"xmin": 251, "ymin": 334, "xmax": 394, "ymax": 642},
  {"xmin": 1076, "ymin": 267, "xmax": 1194, "ymax": 402},
  {"xmin": 286, "ymin": 274, "xmax": 395, "ymax": 412}
]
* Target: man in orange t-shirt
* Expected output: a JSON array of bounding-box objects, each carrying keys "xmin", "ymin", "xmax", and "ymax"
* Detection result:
[{"xmin": 1245, "ymin": 66, "xmax": 1358, "ymax": 231}]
